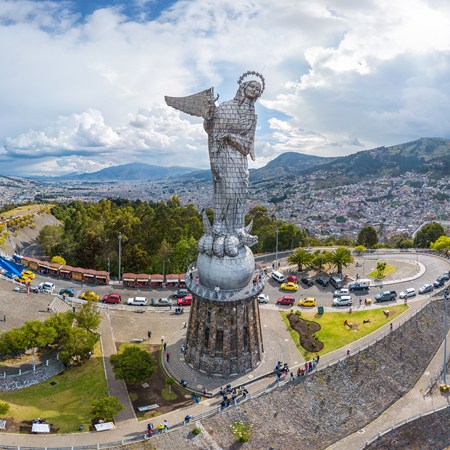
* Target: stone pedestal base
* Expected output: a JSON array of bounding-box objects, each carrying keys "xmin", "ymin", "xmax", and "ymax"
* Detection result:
[{"xmin": 185, "ymin": 294, "xmax": 264, "ymax": 376}]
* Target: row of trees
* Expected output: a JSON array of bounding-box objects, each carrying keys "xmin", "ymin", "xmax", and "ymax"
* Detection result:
[
  {"xmin": 0, "ymin": 302, "xmax": 100, "ymax": 364},
  {"xmin": 37, "ymin": 198, "xmax": 448, "ymax": 277},
  {"xmin": 287, "ymin": 247, "xmax": 354, "ymax": 275}
]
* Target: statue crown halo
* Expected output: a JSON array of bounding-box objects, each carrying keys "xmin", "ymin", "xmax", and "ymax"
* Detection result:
[{"xmin": 237, "ymin": 71, "xmax": 265, "ymax": 95}]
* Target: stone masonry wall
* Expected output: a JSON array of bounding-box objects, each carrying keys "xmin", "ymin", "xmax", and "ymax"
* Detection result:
[
  {"xmin": 137, "ymin": 298, "xmax": 448, "ymax": 450},
  {"xmin": 0, "ymin": 360, "xmax": 64, "ymax": 391}
]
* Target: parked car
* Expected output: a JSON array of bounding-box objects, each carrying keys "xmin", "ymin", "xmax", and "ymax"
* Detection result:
[
  {"xmin": 333, "ymin": 288, "xmax": 350, "ymax": 297},
  {"xmin": 418, "ymin": 284, "xmax": 433, "ymax": 294},
  {"xmin": 316, "ymin": 277, "xmax": 329, "ymax": 287},
  {"xmin": 280, "ymin": 282, "xmax": 298, "ymax": 291},
  {"xmin": 177, "ymin": 295, "xmax": 192, "ymax": 306},
  {"xmin": 15, "ymin": 275, "xmax": 30, "ymax": 284},
  {"xmin": 102, "ymin": 293, "xmax": 121, "ymax": 304},
  {"xmin": 434, "ymin": 277, "xmax": 445, "ymax": 288},
  {"xmin": 22, "ymin": 270, "xmax": 36, "ymax": 280},
  {"xmin": 271, "ymin": 271, "xmax": 286, "ymax": 283},
  {"xmin": 150, "ymin": 297, "xmax": 172, "ymax": 307},
  {"xmin": 375, "ymin": 290, "xmax": 397, "ymax": 302},
  {"xmin": 333, "ymin": 295, "xmax": 352, "ymax": 306},
  {"xmin": 127, "ymin": 296, "xmax": 148, "ymax": 306},
  {"xmin": 348, "ymin": 280, "xmax": 370, "ymax": 291},
  {"xmin": 81, "ymin": 290, "xmax": 99, "ymax": 301},
  {"xmin": 399, "ymin": 288, "xmax": 416, "ymax": 299},
  {"xmin": 300, "ymin": 277, "xmax": 314, "ymax": 287},
  {"xmin": 329, "ymin": 276, "xmax": 343, "ymax": 289},
  {"xmin": 257, "ymin": 293, "xmax": 269, "ymax": 304},
  {"xmin": 441, "ymin": 271, "xmax": 450, "ymax": 281},
  {"xmin": 172, "ymin": 288, "xmax": 189, "ymax": 298},
  {"xmin": 276, "ymin": 295, "xmax": 295, "ymax": 306},
  {"xmin": 298, "ymin": 297, "xmax": 316, "ymax": 307},
  {"xmin": 286, "ymin": 275, "xmax": 298, "ymax": 283},
  {"xmin": 38, "ymin": 282, "xmax": 55, "ymax": 293},
  {"xmin": 59, "ymin": 287, "xmax": 75, "ymax": 297}
]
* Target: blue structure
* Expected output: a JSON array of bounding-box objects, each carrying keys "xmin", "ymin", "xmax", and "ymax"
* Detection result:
[{"xmin": 0, "ymin": 255, "xmax": 24, "ymax": 278}]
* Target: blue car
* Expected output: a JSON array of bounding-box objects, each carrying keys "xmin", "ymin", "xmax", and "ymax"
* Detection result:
[{"xmin": 59, "ymin": 287, "xmax": 75, "ymax": 297}]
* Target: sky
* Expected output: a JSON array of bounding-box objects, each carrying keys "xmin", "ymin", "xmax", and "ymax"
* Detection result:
[{"xmin": 1, "ymin": 0, "xmax": 450, "ymax": 177}]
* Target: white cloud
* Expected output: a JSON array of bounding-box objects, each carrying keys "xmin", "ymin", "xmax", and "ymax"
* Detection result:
[{"xmin": 1, "ymin": 0, "xmax": 450, "ymax": 176}]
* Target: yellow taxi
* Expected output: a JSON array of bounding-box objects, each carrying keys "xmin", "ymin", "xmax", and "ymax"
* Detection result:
[
  {"xmin": 22, "ymin": 270, "xmax": 36, "ymax": 280},
  {"xmin": 15, "ymin": 275, "xmax": 31, "ymax": 284},
  {"xmin": 280, "ymin": 281, "xmax": 299, "ymax": 291},
  {"xmin": 80, "ymin": 291, "xmax": 100, "ymax": 302},
  {"xmin": 298, "ymin": 297, "xmax": 316, "ymax": 307}
]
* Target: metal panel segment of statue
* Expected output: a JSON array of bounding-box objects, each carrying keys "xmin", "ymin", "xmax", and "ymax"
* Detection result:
[{"xmin": 164, "ymin": 72, "xmax": 265, "ymax": 263}]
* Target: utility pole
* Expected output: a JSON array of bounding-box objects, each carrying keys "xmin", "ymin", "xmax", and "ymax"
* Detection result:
[
  {"xmin": 118, "ymin": 233, "xmax": 122, "ymax": 282},
  {"xmin": 275, "ymin": 224, "xmax": 279, "ymax": 270},
  {"xmin": 441, "ymin": 288, "xmax": 449, "ymax": 392}
]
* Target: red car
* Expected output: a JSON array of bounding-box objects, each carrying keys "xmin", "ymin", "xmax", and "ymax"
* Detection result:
[
  {"xmin": 177, "ymin": 295, "xmax": 192, "ymax": 306},
  {"xmin": 287, "ymin": 275, "xmax": 298, "ymax": 283},
  {"xmin": 276, "ymin": 295, "xmax": 295, "ymax": 306},
  {"xmin": 102, "ymin": 293, "xmax": 121, "ymax": 304}
]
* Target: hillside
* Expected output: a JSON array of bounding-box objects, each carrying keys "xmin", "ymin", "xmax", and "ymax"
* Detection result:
[
  {"xmin": 60, "ymin": 162, "xmax": 200, "ymax": 181},
  {"xmin": 311, "ymin": 137, "xmax": 450, "ymax": 186}
]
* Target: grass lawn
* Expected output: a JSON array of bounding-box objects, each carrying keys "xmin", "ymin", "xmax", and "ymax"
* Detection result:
[
  {"xmin": 0, "ymin": 342, "xmax": 107, "ymax": 433},
  {"xmin": 281, "ymin": 304, "xmax": 408, "ymax": 360},
  {"xmin": 368, "ymin": 264, "xmax": 397, "ymax": 279}
]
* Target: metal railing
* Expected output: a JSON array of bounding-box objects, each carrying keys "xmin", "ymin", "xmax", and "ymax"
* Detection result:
[{"xmin": 362, "ymin": 404, "xmax": 450, "ymax": 448}]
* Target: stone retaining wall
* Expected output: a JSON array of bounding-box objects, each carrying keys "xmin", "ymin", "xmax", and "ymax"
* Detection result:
[
  {"xmin": 144, "ymin": 298, "xmax": 449, "ymax": 450},
  {"xmin": 0, "ymin": 360, "xmax": 64, "ymax": 391},
  {"xmin": 365, "ymin": 406, "xmax": 450, "ymax": 450}
]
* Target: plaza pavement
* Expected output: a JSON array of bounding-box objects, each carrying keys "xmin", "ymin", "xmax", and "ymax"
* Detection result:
[{"xmin": 0, "ymin": 255, "xmax": 448, "ymax": 448}]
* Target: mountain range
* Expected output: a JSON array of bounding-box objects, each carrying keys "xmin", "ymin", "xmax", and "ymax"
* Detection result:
[{"xmin": 3, "ymin": 137, "xmax": 450, "ymax": 185}]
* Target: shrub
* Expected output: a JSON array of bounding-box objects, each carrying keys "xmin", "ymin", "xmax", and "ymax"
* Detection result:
[
  {"xmin": 230, "ymin": 421, "xmax": 253, "ymax": 443},
  {"xmin": 192, "ymin": 427, "xmax": 201, "ymax": 436}
]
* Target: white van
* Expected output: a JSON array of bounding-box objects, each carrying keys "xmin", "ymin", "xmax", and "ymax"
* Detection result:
[
  {"xmin": 271, "ymin": 271, "xmax": 285, "ymax": 283},
  {"xmin": 127, "ymin": 297, "xmax": 148, "ymax": 306},
  {"xmin": 399, "ymin": 288, "xmax": 416, "ymax": 299},
  {"xmin": 38, "ymin": 282, "xmax": 55, "ymax": 293}
]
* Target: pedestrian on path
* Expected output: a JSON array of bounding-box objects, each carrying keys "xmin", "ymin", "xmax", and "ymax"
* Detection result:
[
  {"xmin": 290, "ymin": 372, "xmax": 294, "ymax": 381},
  {"xmin": 347, "ymin": 349, "xmax": 350, "ymax": 356},
  {"xmin": 184, "ymin": 415, "xmax": 191, "ymax": 425},
  {"xmin": 390, "ymin": 322, "xmax": 393, "ymax": 332},
  {"xmin": 147, "ymin": 330, "xmax": 152, "ymax": 339},
  {"xmin": 163, "ymin": 420, "xmax": 169, "ymax": 432},
  {"xmin": 166, "ymin": 352, "xmax": 170, "ymax": 363},
  {"xmin": 163, "ymin": 342, "xmax": 167, "ymax": 351}
]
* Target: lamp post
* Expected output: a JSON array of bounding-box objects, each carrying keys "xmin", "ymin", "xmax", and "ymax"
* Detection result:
[
  {"xmin": 442, "ymin": 288, "xmax": 449, "ymax": 390},
  {"xmin": 118, "ymin": 233, "xmax": 122, "ymax": 282},
  {"xmin": 275, "ymin": 224, "xmax": 279, "ymax": 270}
]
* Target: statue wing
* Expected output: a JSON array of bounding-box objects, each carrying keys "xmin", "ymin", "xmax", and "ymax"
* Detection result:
[{"xmin": 164, "ymin": 87, "xmax": 217, "ymax": 119}]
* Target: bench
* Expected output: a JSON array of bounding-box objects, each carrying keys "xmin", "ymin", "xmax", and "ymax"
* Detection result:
[
  {"xmin": 131, "ymin": 338, "xmax": 144, "ymax": 343},
  {"xmin": 137, "ymin": 404, "xmax": 159, "ymax": 412}
]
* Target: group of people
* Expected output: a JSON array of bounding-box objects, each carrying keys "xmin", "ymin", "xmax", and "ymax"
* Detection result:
[
  {"xmin": 274, "ymin": 356, "xmax": 321, "ymax": 381},
  {"xmin": 145, "ymin": 420, "xmax": 169, "ymax": 437},
  {"xmin": 173, "ymin": 306, "xmax": 185, "ymax": 315},
  {"xmin": 219, "ymin": 384, "xmax": 249, "ymax": 410}
]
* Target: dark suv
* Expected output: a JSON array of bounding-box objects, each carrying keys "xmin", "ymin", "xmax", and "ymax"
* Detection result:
[
  {"xmin": 301, "ymin": 277, "xmax": 314, "ymax": 287},
  {"xmin": 442, "ymin": 271, "xmax": 450, "ymax": 281},
  {"xmin": 434, "ymin": 277, "xmax": 445, "ymax": 288},
  {"xmin": 316, "ymin": 277, "xmax": 329, "ymax": 287}
]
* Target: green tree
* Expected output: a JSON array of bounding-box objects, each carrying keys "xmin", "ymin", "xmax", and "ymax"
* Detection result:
[
  {"xmin": 60, "ymin": 327, "xmax": 99, "ymax": 364},
  {"xmin": 75, "ymin": 301, "xmax": 101, "ymax": 333},
  {"xmin": 110, "ymin": 346, "xmax": 157, "ymax": 384},
  {"xmin": 357, "ymin": 226, "xmax": 379, "ymax": 248},
  {"xmin": 165, "ymin": 376, "xmax": 176, "ymax": 393},
  {"xmin": 414, "ymin": 222, "xmax": 445, "ymax": 248},
  {"xmin": 354, "ymin": 245, "xmax": 366, "ymax": 254},
  {"xmin": 287, "ymin": 248, "xmax": 314, "ymax": 272},
  {"xmin": 22, "ymin": 320, "xmax": 57, "ymax": 349},
  {"xmin": 376, "ymin": 262, "xmax": 387, "ymax": 278},
  {"xmin": 310, "ymin": 250, "xmax": 332, "ymax": 272},
  {"xmin": 90, "ymin": 396, "xmax": 123, "ymax": 421},
  {"xmin": 430, "ymin": 235, "xmax": 450, "ymax": 256},
  {"xmin": 0, "ymin": 401, "xmax": 10, "ymax": 415},
  {"xmin": 50, "ymin": 255, "xmax": 66, "ymax": 265},
  {"xmin": 329, "ymin": 248, "xmax": 354, "ymax": 275},
  {"xmin": 172, "ymin": 237, "xmax": 198, "ymax": 272}
]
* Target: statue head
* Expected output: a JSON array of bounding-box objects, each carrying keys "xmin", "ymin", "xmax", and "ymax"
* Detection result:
[{"xmin": 235, "ymin": 71, "xmax": 265, "ymax": 105}]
